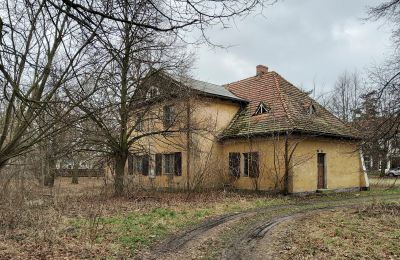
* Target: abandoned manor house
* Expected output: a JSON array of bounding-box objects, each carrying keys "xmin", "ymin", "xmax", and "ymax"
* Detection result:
[{"xmin": 118, "ymin": 65, "xmax": 369, "ymax": 193}]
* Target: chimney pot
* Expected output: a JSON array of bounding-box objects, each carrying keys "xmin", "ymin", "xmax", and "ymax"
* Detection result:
[{"xmin": 256, "ymin": 65, "xmax": 268, "ymax": 76}]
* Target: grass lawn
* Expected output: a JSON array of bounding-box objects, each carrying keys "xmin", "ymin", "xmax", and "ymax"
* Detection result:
[
  {"xmin": 0, "ymin": 176, "xmax": 399, "ymax": 259},
  {"xmin": 268, "ymin": 201, "xmax": 400, "ymax": 259}
]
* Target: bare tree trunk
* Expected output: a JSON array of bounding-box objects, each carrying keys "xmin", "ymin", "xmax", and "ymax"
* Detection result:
[
  {"xmin": 72, "ymin": 160, "xmax": 79, "ymax": 184},
  {"xmin": 44, "ymin": 157, "xmax": 56, "ymax": 187},
  {"xmin": 284, "ymin": 133, "xmax": 290, "ymax": 195},
  {"xmin": 114, "ymin": 151, "xmax": 128, "ymax": 196}
]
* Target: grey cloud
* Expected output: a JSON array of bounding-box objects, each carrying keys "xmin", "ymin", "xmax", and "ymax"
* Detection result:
[{"xmin": 191, "ymin": 0, "xmax": 392, "ymax": 95}]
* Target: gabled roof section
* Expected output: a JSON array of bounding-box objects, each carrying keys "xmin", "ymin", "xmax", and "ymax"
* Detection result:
[
  {"xmin": 221, "ymin": 66, "xmax": 361, "ymax": 140},
  {"xmin": 170, "ymin": 75, "xmax": 247, "ymax": 103}
]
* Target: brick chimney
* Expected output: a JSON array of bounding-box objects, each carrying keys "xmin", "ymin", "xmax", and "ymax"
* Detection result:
[{"xmin": 256, "ymin": 65, "xmax": 268, "ymax": 76}]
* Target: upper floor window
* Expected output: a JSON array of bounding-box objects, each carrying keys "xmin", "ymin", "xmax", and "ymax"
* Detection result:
[
  {"xmin": 254, "ymin": 102, "xmax": 270, "ymax": 115},
  {"xmin": 146, "ymin": 86, "xmax": 159, "ymax": 99},
  {"xmin": 135, "ymin": 119, "xmax": 144, "ymax": 132},
  {"xmin": 163, "ymin": 105, "xmax": 174, "ymax": 128}
]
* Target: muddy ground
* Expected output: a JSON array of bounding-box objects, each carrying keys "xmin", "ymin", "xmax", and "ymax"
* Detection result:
[{"xmin": 137, "ymin": 194, "xmax": 400, "ymax": 260}]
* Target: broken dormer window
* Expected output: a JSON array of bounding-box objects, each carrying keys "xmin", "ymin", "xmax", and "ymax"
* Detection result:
[
  {"xmin": 146, "ymin": 86, "xmax": 159, "ymax": 99},
  {"xmin": 254, "ymin": 102, "xmax": 270, "ymax": 115},
  {"xmin": 308, "ymin": 104, "xmax": 316, "ymax": 115}
]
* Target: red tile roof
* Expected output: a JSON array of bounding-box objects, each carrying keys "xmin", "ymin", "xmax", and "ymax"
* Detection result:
[{"xmin": 221, "ymin": 69, "xmax": 360, "ymax": 139}]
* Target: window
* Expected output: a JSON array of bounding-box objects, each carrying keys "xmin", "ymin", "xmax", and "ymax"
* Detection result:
[
  {"xmin": 134, "ymin": 155, "xmax": 142, "ymax": 173},
  {"xmin": 174, "ymin": 152, "xmax": 182, "ymax": 176},
  {"xmin": 155, "ymin": 154, "xmax": 162, "ymax": 176},
  {"xmin": 243, "ymin": 152, "xmax": 259, "ymax": 178},
  {"xmin": 164, "ymin": 153, "xmax": 175, "ymax": 174},
  {"xmin": 146, "ymin": 86, "xmax": 159, "ymax": 99},
  {"xmin": 134, "ymin": 155, "xmax": 149, "ymax": 175},
  {"xmin": 163, "ymin": 105, "xmax": 174, "ymax": 128},
  {"xmin": 135, "ymin": 119, "xmax": 144, "ymax": 132},
  {"xmin": 254, "ymin": 102, "xmax": 270, "ymax": 115},
  {"xmin": 308, "ymin": 104, "xmax": 316, "ymax": 115},
  {"xmin": 229, "ymin": 152, "xmax": 241, "ymax": 177},
  {"xmin": 161, "ymin": 152, "xmax": 181, "ymax": 176}
]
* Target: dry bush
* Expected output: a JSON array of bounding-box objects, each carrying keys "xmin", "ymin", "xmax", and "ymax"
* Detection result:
[{"xmin": 358, "ymin": 201, "xmax": 400, "ymax": 217}]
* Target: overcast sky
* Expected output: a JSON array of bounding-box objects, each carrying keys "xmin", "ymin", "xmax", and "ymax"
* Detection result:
[{"xmin": 190, "ymin": 0, "xmax": 393, "ymax": 96}]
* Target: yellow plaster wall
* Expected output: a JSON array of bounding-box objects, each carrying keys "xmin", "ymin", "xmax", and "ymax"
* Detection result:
[
  {"xmin": 222, "ymin": 138, "xmax": 286, "ymax": 191},
  {"xmin": 130, "ymin": 97, "xmax": 241, "ymax": 189},
  {"xmin": 221, "ymin": 137, "xmax": 363, "ymax": 193},
  {"xmin": 125, "ymin": 94, "xmax": 364, "ymax": 193},
  {"xmin": 291, "ymin": 138, "xmax": 363, "ymax": 193}
]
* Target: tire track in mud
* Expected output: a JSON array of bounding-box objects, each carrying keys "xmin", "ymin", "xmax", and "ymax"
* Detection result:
[
  {"xmin": 223, "ymin": 208, "xmax": 330, "ymax": 260},
  {"xmin": 137, "ymin": 194, "xmax": 400, "ymax": 259}
]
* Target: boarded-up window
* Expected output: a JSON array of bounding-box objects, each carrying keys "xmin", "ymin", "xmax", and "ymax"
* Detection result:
[
  {"xmin": 174, "ymin": 152, "xmax": 182, "ymax": 176},
  {"xmin": 155, "ymin": 154, "xmax": 162, "ymax": 176},
  {"xmin": 164, "ymin": 153, "xmax": 175, "ymax": 174},
  {"xmin": 229, "ymin": 152, "xmax": 241, "ymax": 177},
  {"xmin": 243, "ymin": 152, "xmax": 259, "ymax": 178}
]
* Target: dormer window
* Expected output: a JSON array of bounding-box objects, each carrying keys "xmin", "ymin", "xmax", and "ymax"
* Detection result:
[
  {"xmin": 146, "ymin": 86, "xmax": 159, "ymax": 99},
  {"xmin": 308, "ymin": 104, "xmax": 316, "ymax": 115},
  {"xmin": 254, "ymin": 102, "xmax": 270, "ymax": 115}
]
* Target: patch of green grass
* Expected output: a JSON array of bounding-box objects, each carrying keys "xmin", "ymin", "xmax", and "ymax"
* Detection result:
[{"xmin": 67, "ymin": 187, "xmax": 400, "ymax": 257}]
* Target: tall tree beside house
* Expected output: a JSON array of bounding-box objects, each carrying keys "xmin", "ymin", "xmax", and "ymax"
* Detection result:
[
  {"xmin": 327, "ymin": 70, "xmax": 364, "ymax": 122},
  {"xmin": 0, "ymin": 1, "xmax": 99, "ymax": 172},
  {"xmin": 366, "ymin": 1, "xmax": 400, "ymax": 139},
  {"xmin": 64, "ymin": 0, "xmax": 272, "ymax": 196},
  {"xmin": 66, "ymin": 1, "xmax": 192, "ymax": 196}
]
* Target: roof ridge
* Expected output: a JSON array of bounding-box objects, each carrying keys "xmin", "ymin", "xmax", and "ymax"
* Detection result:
[
  {"xmin": 224, "ymin": 71, "xmax": 276, "ymax": 89},
  {"xmin": 273, "ymin": 72, "xmax": 295, "ymax": 128}
]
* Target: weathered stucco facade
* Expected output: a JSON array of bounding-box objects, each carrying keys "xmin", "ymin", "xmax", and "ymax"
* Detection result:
[{"xmin": 119, "ymin": 66, "xmax": 369, "ymax": 193}]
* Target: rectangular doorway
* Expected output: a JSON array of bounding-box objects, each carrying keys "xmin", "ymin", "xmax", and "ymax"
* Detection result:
[{"xmin": 317, "ymin": 153, "xmax": 326, "ymax": 189}]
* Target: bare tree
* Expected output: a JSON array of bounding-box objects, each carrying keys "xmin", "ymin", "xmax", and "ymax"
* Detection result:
[
  {"xmin": 327, "ymin": 71, "xmax": 364, "ymax": 122},
  {"xmin": 366, "ymin": 1, "xmax": 400, "ymax": 138},
  {"xmin": 0, "ymin": 1, "xmax": 98, "ymax": 170}
]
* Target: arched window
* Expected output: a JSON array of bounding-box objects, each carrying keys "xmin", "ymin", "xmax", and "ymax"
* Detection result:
[{"xmin": 254, "ymin": 102, "xmax": 271, "ymax": 115}]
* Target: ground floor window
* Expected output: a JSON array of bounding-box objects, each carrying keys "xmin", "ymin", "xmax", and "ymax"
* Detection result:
[
  {"xmin": 156, "ymin": 152, "xmax": 182, "ymax": 176},
  {"xmin": 229, "ymin": 152, "xmax": 241, "ymax": 177},
  {"xmin": 133, "ymin": 155, "xmax": 149, "ymax": 176},
  {"xmin": 228, "ymin": 152, "xmax": 259, "ymax": 178},
  {"xmin": 243, "ymin": 152, "xmax": 259, "ymax": 178},
  {"xmin": 164, "ymin": 153, "xmax": 175, "ymax": 174}
]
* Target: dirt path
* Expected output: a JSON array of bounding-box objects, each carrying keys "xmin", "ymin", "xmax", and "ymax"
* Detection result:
[{"xmin": 136, "ymin": 194, "xmax": 400, "ymax": 260}]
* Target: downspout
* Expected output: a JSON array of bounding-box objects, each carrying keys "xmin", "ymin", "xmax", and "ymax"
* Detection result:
[{"xmin": 359, "ymin": 149, "xmax": 370, "ymax": 191}]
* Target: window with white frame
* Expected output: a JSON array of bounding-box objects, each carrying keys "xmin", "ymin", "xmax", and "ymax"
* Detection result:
[
  {"xmin": 146, "ymin": 86, "xmax": 159, "ymax": 99},
  {"xmin": 163, "ymin": 153, "xmax": 175, "ymax": 174}
]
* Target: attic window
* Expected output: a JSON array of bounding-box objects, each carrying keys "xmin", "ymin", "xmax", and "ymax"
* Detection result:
[
  {"xmin": 146, "ymin": 86, "xmax": 159, "ymax": 99},
  {"xmin": 254, "ymin": 102, "xmax": 270, "ymax": 115},
  {"xmin": 308, "ymin": 104, "xmax": 316, "ymax": 115}
]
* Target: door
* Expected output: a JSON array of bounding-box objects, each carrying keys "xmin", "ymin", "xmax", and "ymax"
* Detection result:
[{"xmin": 317, "ymin": 153, "xmax": 326, "ymax": 189}]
